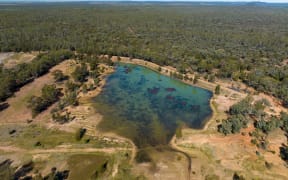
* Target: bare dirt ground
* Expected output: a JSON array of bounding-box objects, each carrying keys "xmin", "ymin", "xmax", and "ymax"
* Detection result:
[
  {"xmin": 171, "ymin": 125, "xmax": 288, "ymax": 179},
  {"xmin": 132, "ymin": 149, "xmax": 189, "ymax": 180}
]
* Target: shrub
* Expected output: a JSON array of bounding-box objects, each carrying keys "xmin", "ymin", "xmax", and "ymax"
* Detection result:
[
  {"xmin": 215, "ymin": 85, "xmax": 220, "ymax": 95},
  {"xmin": 72, "ymin": 63, "xmax": 89, "ymax": 83},
  {"xmin": 52, "ymin": 70, "xmax": 67, "ymax": 82}
]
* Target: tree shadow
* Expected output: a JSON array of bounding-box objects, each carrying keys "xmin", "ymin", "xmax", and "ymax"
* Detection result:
[
  {"xmin": 0, "ymin": 102, "xmax": 9, "ymax": 111},
  {"xmin": 279, "ymin": 143, "xmax": 288, "ymax": 165}
]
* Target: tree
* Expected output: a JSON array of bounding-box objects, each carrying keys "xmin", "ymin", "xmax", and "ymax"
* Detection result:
[
  {"xmin": 90, "ymin": 70, "xmax": 100, "ymax": 80},
  {"xmin": 89, "ymin": 58, "xmax": 99, "ymax": 71},
  {"xmin": 106, "ymin": 58, "xmax": 114, "ymax": 66},
  {"xmin": 52, "ymin": 70, "xmax": 66, "ymax": 82},
  {"xmin": 215, "ymin": 85, "xmax": 220, "ymax": 95},
  {"xmin": 229, "ymin": 96, "xmax": 253, "ymax": 116},
  {"xmin": 233, "ymin": 172, "xmax": 245, "ymax": 180},
  {"xmin": 218, "ymin": 120, "xmax": 232, "ymax": 135},
  {"xmin": 52, "ymin": 111, "xmax": 70, "ymax": 124},
  {"xmin": 254, "ymin": 116, "xmax": 281, "ymax": 134},
  {"xmin": 63, "ymin": 91, "xmax": 78, "ymax": 106},
  {"xmin": 280, "ymin": 112, "xmax": 288, "ymax": 133},
  {"xmin": 72, "ymin": 63, "xmax": 89, "ymax": 83},
  {"xmin": 27, "ymin": 96, "xmax": 46, "ymax": 118},
  {"xmin": 218, "ymin": 115, "xmax": 247, "ymax": 135},
  {"xmin": 208, "ymin": 74, "xmax": 216, "ymax": 82},
  {"xmin": 27, "ymin": 84, "xmax": 61, "ymax": 117},
  {"xmin": 65, "ymin": 81, "xmax": 80, "ymax": 92},
  {"xmin": 41, "ymin": 84, "xmax": 61, "ymax": 103}
]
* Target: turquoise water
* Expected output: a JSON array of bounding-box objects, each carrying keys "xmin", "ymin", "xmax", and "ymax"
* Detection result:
[{"xmin": 93, "ymin": 63, "xmax": 212, "ymax": 148}]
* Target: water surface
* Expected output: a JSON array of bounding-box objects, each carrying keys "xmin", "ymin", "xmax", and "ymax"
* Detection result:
[{"xmin": 93, "ymin": 63, "xmax": 212, "ymax": 148}]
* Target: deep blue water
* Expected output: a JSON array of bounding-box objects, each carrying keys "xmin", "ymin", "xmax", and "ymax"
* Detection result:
[{"xmin": 93, "ymin": 63, "xmax": 212, "ymax": 148}]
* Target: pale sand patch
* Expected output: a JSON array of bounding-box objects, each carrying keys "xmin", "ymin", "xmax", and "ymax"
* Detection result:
[
  {"xmin": 2, "ymin": 52, "xmax": 38, "ymax": 69},
  {"xmin": 0, "ymin": 52, "xmax": 14, "ymax": 63}
]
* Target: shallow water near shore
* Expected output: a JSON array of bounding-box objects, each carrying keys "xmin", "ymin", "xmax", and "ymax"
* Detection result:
[{"xmin": 93, "ymin": 63, "xmax": 212, "ymax": 149}]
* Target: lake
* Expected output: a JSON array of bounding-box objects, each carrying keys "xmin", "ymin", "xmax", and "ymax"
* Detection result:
[{"xmin": 93, "ymin": 63, "xmax": 212, "ymax": 151}]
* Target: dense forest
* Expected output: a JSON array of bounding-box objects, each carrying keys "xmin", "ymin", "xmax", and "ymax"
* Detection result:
[{"xmin": 0, "ymin": 3, "xmax": 288, "ymax": 105}]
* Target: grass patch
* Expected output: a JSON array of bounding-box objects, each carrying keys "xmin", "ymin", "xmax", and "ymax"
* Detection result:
[
  {"xmin": 200, "ymin": 146, "xmax": 214, "ymax": 161},
  {"xmin": 242, "ymin": 157, "xmax": 266, "ymax": 172},
  {"xmin": 13, "ymin": 88, "xmax": 40, "ymax": 111},
  {"xmin": 0, "ymin": 124, "xmax": 131, "ymax": 151},
  {"xmin": 67, "ymin": 153, "xmax": 110, "ymax": 180},
  {"xmin": 8, "ymin": 125, "xmax": 77, "ymax": 149}
]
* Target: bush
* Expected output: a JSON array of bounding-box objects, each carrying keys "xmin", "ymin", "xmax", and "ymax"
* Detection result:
[
  {"xmin": 215, "ymin": 85, "xmax": 220, "ymax": 95},
  {"xmin": 254, "ymin": 117, "xmax": 281, "ymax": 134},
  {"xmin": 233, "ymin": 172, "xmax": 245, "ymax": 180},
  {"xmin": 135, "ymin": 150, "xmax": 152, "ymax": 163},
  {"xmin": 280, "ymin": 112, "xmax": 288, "ymax": 133},
  {"xmin": 175, "ymin": 126, "xmax": 182, "ymax": 138},
  {"xmin": 52, "ymin": 112, "xmax": 71, "ymax": 124},
  {"xmin": 65, "ymin": 81, "xmax": 80, "ymax": 92},
  {"xmin": 62, "ymin": 91, "xmax": 78, "ymax": 106}
]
